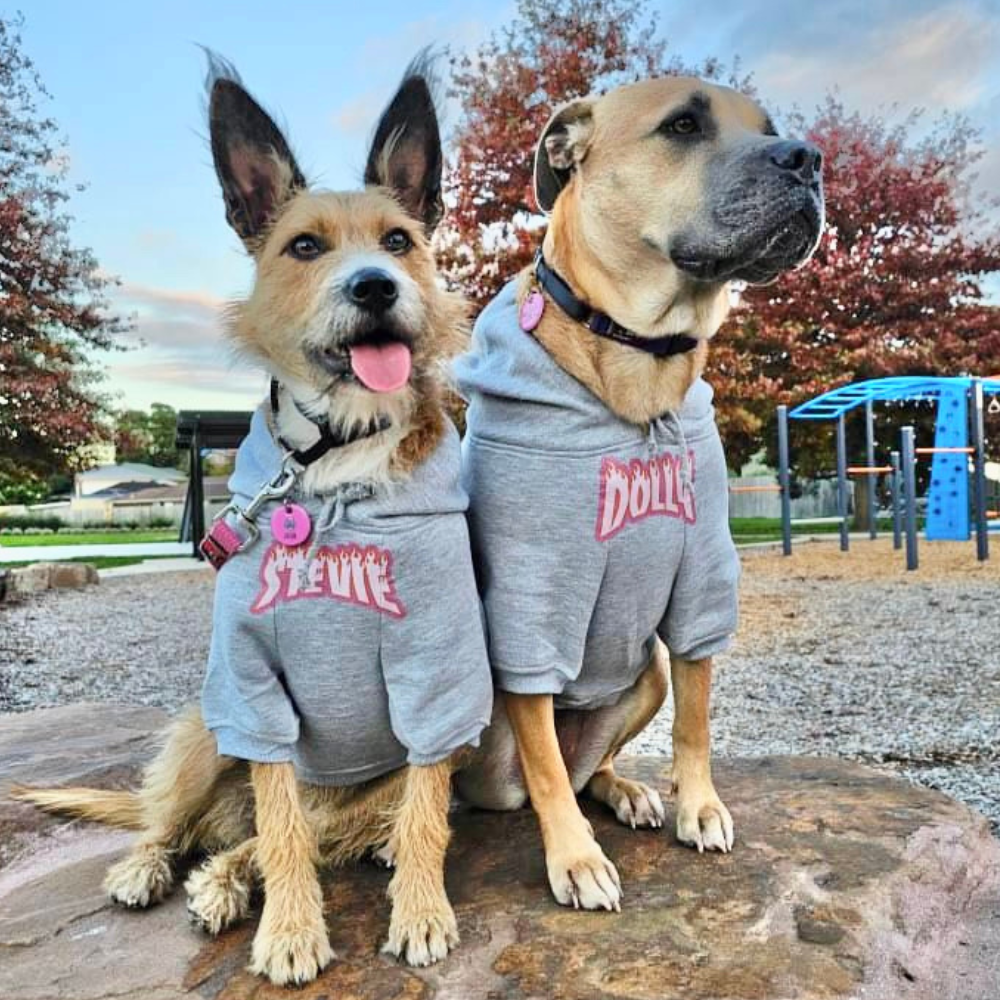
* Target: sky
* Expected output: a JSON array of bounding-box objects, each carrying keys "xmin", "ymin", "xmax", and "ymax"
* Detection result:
[{"xmin": 15, "ymin": 0, "xmax": 1000, "ymax": 413}]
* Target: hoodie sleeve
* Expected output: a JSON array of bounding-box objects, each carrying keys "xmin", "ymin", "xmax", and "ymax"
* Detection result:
[
  {"xmin": 201, "ymin": 551, "xmax": 301, "ymax": 762},
  {"xmin": 379, "ymin": 514, "xmax": 493, "ymax": 766},
  {"xmin": 658, "ymin": 427, "xmax": 740, "ymax": 660}
]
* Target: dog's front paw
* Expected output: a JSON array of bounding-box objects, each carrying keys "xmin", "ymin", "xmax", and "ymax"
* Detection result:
[
  {"xmin": 546, "ymin": 834, "xmax": 622, "ymax": 912},
  {"xmin": 250, "ymin": 915, "xmax": 335, "ymax": 986},
  {"xmin": 675, "ymin": 788, "xmax": 734, "ymax": 853},
  {"xmin": 185, "ymin": 856, "xmax": 253, "ymax": 935},
  {"xmin": 602, "ymin": 776, "xmax": 666, "ymax": 830},
  {"xmin": 104, "ymin": 845, "xmax": 173, "ymax": 908},
  {"xmin": 382, "ymin": 895, "xmax": 459, "ymax": 967}
]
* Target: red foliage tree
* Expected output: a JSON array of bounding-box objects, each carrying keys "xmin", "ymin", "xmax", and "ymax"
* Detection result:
[
  {"xmin": 0, "ymin": 15, "xmax": 127, "ymax": 503},
  {"xmin": 438, "ymin": 0, "xmax": 748, "ymax": 306},
  {"xmin": 440, "ymin": 0, "xmax": 1000, "ymax": 475},
  {"xmin": 714, "ymin": 100, "xmax": 1000, "ymax": 473}
]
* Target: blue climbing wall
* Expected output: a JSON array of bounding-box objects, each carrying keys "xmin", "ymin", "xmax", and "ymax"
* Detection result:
[{"xmin": 926, "ymin": 384, "xmax": 969, "ymax": 541}]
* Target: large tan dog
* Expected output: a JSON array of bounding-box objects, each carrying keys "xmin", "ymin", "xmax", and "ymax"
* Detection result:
[{"xmin": 456, "ymin": 77, "xmax": 824, "ymax": 910}]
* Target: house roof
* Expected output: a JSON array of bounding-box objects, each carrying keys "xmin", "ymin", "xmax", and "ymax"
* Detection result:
[
  {"xmin": 77, "ymin": 463, "xmax": 185, "ymax": 482},
  {"xmin": 109, "ymin": 477, "xmax": 231, "ymax": 504}
]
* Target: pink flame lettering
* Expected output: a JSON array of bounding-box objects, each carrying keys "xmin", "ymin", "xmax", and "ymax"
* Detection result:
[
  {"xmin": 595, "ymin": 451, "xmax": 696, "ymax": 541},
  {"xmin": 251, "ymin": 542, "xmax": 405, "ymax": 617}
]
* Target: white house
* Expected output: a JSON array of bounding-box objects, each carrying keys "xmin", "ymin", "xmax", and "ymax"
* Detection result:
[{"xmin": 73, "ymin": 463, "xmax": 186, "ymax": 498}]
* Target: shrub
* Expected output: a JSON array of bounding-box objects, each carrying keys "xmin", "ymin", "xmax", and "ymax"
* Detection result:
[{"xmin": 0, "ymin": 514, "xmax": 64, "ymax": 532}]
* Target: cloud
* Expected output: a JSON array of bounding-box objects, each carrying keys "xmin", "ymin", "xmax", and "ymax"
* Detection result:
[
  {"xmin": 753, "ymin": 3, "xmax": 1000, "ymax": 113},
  {"xmin": 116, "ymin": 283, "xmax": 227, "ymax": 322},
  {"xmin": 330, "ymin": 13, "xmax": 499, "ymax": 138},
  {"xmin": 108, "ymin": 358, "xmax": 263, "ymax": 393},
  {"xmin": 104, "ymin": 341, "xmax": 265, "ymax": 411},
  {"xmin": 129, "ymin": 317, "xmax": 228, "ymax": 351},
  {"xmin": 96, "ymin": 280, "xmax": 255, "ymax": 408},
  {"xmin": 333, "ymin": 91, "xmax": 386, "ymax": 137}
]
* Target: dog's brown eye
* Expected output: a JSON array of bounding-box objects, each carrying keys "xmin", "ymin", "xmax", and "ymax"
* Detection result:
[
  {"xmin": 662, "ymin": 114, "xmax": 699, "ymax": 136},
  {"xmin": 286, "ymin": 234, "xmax": 325, "ymax": 260},
  {"xmin": 382, "ymin": 228, "xmax": 412, "ymax": 255}
]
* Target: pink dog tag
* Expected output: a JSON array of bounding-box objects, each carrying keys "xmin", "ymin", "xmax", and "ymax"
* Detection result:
[
  {"xmin": 519, "ymin": 289, "xmax": 545, "ymax": 332},
  {"xmin": 270, "ymin": 503, "xmax": 312, "ymax": 547}
]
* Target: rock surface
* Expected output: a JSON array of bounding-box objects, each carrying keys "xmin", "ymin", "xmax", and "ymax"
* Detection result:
[
  {"xmin": 4, "ymin": 561, "xmax": 99, "ymax": 600},
  {"xmin": 1, "ymin": 704, "xmax": 998, "ymax": 1000}
]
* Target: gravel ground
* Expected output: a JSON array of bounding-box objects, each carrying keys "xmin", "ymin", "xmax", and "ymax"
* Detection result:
[{"xmin": 2, "ymin": 539, "xmax": 997, "ymax": 832}]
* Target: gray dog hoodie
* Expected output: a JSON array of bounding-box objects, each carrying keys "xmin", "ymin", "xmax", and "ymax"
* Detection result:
[
  {"xmin": 201, "ymin": 408, "xmax": 494, "ymax": 785},
  {"xmin": 453, "ymin": 280, "xmax": 740, "ymax": 710}
]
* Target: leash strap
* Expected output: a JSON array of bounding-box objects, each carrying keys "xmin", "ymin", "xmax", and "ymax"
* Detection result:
[
  {"xmin": 199, "ymin": 519, "xmax": 243, "ymax": 571},
  {"xmin": 534, "ymin": 251, "xmax": 699, "ymax": 358}
]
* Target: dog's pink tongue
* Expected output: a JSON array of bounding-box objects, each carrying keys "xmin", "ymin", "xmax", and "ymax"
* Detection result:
[{"xmin": 349, "ymin": 342, "xmax": 412, "ymax": 393}]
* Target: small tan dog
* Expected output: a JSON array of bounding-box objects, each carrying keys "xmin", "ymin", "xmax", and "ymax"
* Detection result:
[
  {"xmin": 455, "ymin": 77, "xmax": 824, "ymax": 910},
  {"xmin": 14, "ymin": 54, "xmax": 494, "ymax": 985}
]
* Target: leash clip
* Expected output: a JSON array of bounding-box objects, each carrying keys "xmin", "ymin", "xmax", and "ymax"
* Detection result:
[{"xmin": 200, "ymin": 461, "xmax": 299, "ymax": 569}]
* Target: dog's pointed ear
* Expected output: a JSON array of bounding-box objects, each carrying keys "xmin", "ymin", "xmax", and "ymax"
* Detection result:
[
  {"xmin": 533, "ymin": 98, "xmax": 595, "ymax": 214},
  {"xmin": 364, "ymin": 54, "xmax": 443, "ymax": 234},
  {"xmin": 205, "ymin": 51, "xmax": 306, "ymax": 247}
]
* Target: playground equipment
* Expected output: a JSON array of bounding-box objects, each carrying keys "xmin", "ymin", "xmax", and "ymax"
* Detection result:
[{"xmin": 768, "ymin": 376, "xmax": 1000, "ymax": 569}]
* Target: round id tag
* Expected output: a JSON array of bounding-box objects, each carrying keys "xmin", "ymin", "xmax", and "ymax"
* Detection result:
[
  {"xmin": 519, "ymin": 289, "xmax": 545, "ymax": 332},
  {"xmin": 271, "ymin": 502, "xmax": 312, "ymax": 546}
]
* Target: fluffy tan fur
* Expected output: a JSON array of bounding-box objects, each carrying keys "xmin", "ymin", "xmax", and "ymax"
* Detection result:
[
  {"xmin": 230, "ymin": 186, "xmax": 467, "ymax": 495},
  {"xmin": 14, "ymin": 108, "xmax": 473, "ymax": 987}
]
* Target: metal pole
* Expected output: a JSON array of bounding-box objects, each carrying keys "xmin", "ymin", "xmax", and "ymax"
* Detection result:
[
  {"xmin": 191, "ymin": 427, "xmax": 206, "ymax": 560},
  {"xmin": 837, "ymin": 413, "xmax": 849, "ymax": 552},
  {"xmin": 865, "ymin": 399, "xmax": 877, "ymax": 539},
  {"xmin": 901, "ymin": 425, "xmax": 918, "ymax": 571},
  {"xmin": 890, "ymin": 450, "xmax": 902, "ymax": 551},
  {"xmin": 777, "ymin": 404, "xmax": 792, "ymax": 556},
  {"xmin": 970, "ymin": 379, "xmax": 989, "ymax": 561}
]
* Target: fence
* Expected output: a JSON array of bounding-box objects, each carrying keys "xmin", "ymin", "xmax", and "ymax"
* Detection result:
[
  {"xmin": 727, "ymin": 476, "xmax": 845, "ymax": 519},
  {"xmin": 0, "ymin": 499, "xmax": 228, "ymax": 530}
]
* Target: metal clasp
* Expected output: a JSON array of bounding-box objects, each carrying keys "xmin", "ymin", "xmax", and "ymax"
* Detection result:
[{"xmin": 210, "ymin": 460, "xmax": 300, "ymax": 554}]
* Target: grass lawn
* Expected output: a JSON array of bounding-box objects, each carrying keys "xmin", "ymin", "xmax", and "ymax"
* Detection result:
[
  {"xmin": 729, "ymin": 516, "xmax": 903, "ymax": 545},
  {"xmin": 0, "ymin": 530, "xmax": 177, "ymax": 546}
]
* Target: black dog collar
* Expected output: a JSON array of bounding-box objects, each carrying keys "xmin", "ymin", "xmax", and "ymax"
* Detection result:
[
  {"xmin": 534, "ymin": 251, "xmax": 699, "ymax": 358},
  {"xmin": 270, "ymin": 378, "xmax": 391, "ymax": 467}
]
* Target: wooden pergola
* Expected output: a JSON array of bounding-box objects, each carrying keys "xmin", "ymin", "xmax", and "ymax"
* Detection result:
[{"xmin": 175, "ymin": 411, "xmax": 252, "ymax": 559}]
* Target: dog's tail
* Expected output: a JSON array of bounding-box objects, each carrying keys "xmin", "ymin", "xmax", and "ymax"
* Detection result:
[{"xmin": 9, "ymin": 784, "xmax": 143, "ymax": 830}]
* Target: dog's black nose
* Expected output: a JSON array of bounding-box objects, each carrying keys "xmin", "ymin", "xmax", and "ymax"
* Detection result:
[
  {"xmin": 768, "ymin": 140, "xmax": 823, "ymax": 185},
  {"xmin": 347, "ymin": 268, "xmax": 398, "ymax": 313}
]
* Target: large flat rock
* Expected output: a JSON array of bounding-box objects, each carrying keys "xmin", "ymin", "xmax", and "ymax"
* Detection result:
[{"xmin": 1, "ymin": 704, "xmax": 997, "ymax": 1000}]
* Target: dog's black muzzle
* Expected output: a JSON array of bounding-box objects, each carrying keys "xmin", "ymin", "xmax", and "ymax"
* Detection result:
[{"xmin": 671, "ymin": 137, "xmax": 825, "ymax": 285}]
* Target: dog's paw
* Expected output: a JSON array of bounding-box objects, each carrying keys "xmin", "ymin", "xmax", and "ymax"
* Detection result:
[
  {"xmin": 675, "ymin": 792, "xmax": 734, "ymax": 853},
  {"xmin": 249, "ymin": 919, "xmax": 335, "ymax": 986},
  {"xmin": 602, "ymin": 777, "xmax": 666, "ymax": 830},
  {"xmin": 184, "ymin": 857, "xmax": 253, "ymax": 935},
  {"xmin": 382, "ymin": 897, "xmax": 459, "ymax": 967},
  {"xmin": 547, "ymin": 838, "xmax": 622, "ymax": 912},
  {"xmin": 104, "ymin": 845, "xmax": 173, "ymax": 908}
]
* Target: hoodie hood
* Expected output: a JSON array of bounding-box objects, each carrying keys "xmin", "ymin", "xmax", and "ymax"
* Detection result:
[
  {"xmin": 453, "ymin": 279, "xmax": 716, "ymax": 453},
  {"xmin": 228, "ymin": 405, "xmax": 469, "ymax": 524}
]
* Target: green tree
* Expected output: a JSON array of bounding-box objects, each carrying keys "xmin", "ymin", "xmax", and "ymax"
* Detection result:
[{"xmin": 113, "ymin": 403, "xmax": 181, "ymax": 468}]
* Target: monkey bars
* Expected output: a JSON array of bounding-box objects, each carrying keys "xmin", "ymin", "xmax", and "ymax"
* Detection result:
[{"xmin": 774, "ymin": 377, "xmax": 1000, "ymax": 569}]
